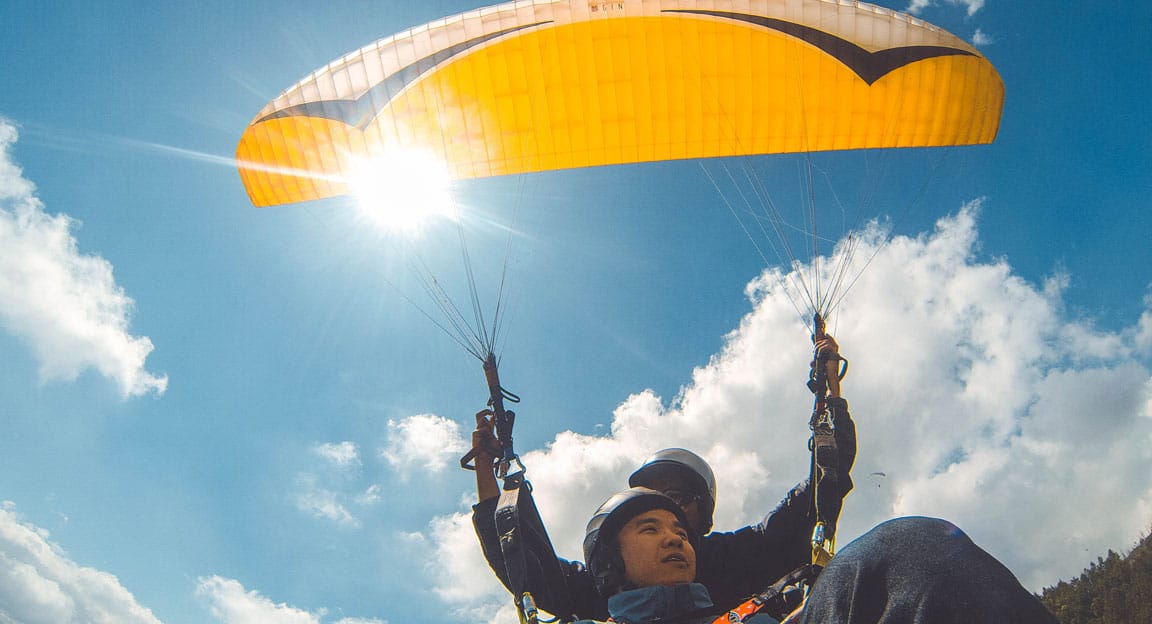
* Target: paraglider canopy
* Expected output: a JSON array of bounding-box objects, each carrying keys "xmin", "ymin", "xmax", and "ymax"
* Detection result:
[{"xmin": 236, "ymin": 0, "xmax": 1003, "ymax": 208}]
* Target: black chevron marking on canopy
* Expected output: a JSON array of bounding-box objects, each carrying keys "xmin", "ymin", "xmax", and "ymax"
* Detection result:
[
  {"xmin": 257, "ymin": 22, "xmax": 551, "ymax": 130},
  {"xmin": 665, "ymin": 9, "xmax": 975, "ymax": 85}
]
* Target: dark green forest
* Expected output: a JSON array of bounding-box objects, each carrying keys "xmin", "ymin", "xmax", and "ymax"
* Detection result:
[{"xmin": 1040, "ymin": 529, "xmax": 1152, "ymax": 624}]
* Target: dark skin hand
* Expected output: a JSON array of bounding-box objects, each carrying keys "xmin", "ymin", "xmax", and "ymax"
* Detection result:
[
  {"xmin": 813, "ymin": 335, "xmax": 842, "ymax": 398},
  {"xmin": 473, "ymin": 410, "xmax": 500, "ymax": 502}
]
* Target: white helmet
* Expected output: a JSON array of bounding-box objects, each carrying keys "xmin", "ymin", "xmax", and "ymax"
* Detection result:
[
  {"xmin": 582, "ymin": 487, "xmax": 697, "ymax": 597},
  {"xmin": 628, "ymin": 448, "xmax": 717, "ymax": 534}
]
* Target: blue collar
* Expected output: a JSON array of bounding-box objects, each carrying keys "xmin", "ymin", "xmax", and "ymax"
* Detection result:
[{"xmin": 605, "ymin": 583, "xmax": 714, "ymax": 624}]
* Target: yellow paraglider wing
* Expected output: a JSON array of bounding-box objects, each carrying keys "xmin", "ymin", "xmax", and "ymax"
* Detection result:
[{"xmin": 236, "ymin": 0, "xmax": 1003, "ymax": 207}]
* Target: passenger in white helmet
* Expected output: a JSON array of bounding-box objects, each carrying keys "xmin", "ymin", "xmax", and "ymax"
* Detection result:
[
  {"xmin": 572, "ymin": 489, "xmax": 1059, "ymax": 624},
  {"xmin": 574, "ymin": 487, "xmax": 719, "ymax": 624}
]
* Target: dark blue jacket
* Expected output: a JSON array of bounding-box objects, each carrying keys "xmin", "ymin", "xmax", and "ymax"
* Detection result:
[{"xmin": 573, "ymin": 583, "xmax": 716, "ymax": 624}]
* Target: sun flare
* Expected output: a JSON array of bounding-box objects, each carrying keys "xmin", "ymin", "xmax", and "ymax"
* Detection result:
[{"xmin": 346, "ymin": 149, "xmax": 457, "ymax": 234}]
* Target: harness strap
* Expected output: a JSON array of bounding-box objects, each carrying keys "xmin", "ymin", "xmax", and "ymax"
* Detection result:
[
  {"xmin": 806, "ymin": 313, "xmax": 844, "ymax": 563},
  {"xmin": 809, "ymin": 412, "xmax": 838, "ymax": 563},
  {"xmin": 713, "ymin": 564, "xmax": 823, "ymax": 624},
  {"xmin": 495, "ymin": 472, "xmax": 576, "ymax": 623}
]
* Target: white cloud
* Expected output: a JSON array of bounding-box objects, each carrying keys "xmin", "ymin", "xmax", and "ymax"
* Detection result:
[
  {"xmin": 906, "ymin": 0, "xmax": 985, "ymax": 17},
  {"xmin": 313, "ymin": 442, "xmax": 361, "ymax": 468},
  {"xmin": 295, "ymin": 443, "xmax": 385, "ymax": 528},
  {"xmin": 0, "ymin": 118, "xmax": 166, "ymax": 398},
  {"xmin": 972, "ymin": 28, "xmax": 993, "ymax": 46},
  {"xmin": 1135, "ymin": 292, "xmax": 1152, "ymax": 354},
  {"xmin": 194, "ymin": 576, "xmax": 388, "ymax": 624},
  {"xmin": 423, "ymin": 514, "xmax": 516, "ymax": 624},
  {"xmin": 357, "ymin": 484, "xmax": 382, "ymax": 505},
  {"xmin": 294, "ymin": 476, "xmax": 361, "ymax": 529},
  {"xmin": 195, "ymin": 577, "xmax": 317, "ymax": 624},
  {"xmin": 381, "ymin": 414, "xmax": 468, "ymax": 479},
  {"xmin": 426, "ymin": 202, "xmax": 1152, "ymax": 620},
  {"xmin": 0, "ymin": 502, "xmax": 162, "ymax": 623}
]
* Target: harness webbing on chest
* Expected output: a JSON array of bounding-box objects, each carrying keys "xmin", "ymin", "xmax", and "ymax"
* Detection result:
[{"xmin": 496, "ymin": 472, "xmax": 576, "ymax": 623}]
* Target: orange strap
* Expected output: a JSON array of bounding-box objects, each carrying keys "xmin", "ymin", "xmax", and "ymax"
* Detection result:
[{"xmin": 713, "ymin": 597, "xmax": 764, "ymax": 623}]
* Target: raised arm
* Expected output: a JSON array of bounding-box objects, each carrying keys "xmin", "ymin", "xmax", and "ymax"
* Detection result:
[{"xmin": 467, "ymin": 412, "xmax": 609, "ymax": 621}]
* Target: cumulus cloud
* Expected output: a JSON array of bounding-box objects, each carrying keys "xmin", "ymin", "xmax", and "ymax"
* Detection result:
[
  {"xmin": 381, "ymin": 414, "xmax": 468, "ymax": 479},
  {"xmin": 425, "ymin": 202, "xmax": 1152, "ymax": 619},
  {"xmin": 907, "ymin": 0, "xmax": 985, "ymax": 17},
  {"xmin": 0, "ymin": 118, "xmax": 166, "ymax": 397},
  {"xmin": 0, "ymin": 502, "xmax": 161, "ymax": 623},
  {"xmin": 424, "ymin": 513, "xmax": 517, "ymax": 624},
  {"xmin": 294, "ymin": 443, "xmax": 376, "ymax": 528},
  {"xmin": 195, "ymin": 576, "xmax": 387, "ymax": 624},
  {"xmin": 972, "ymin": 28, "xmax": 993, "ymax": 46}
]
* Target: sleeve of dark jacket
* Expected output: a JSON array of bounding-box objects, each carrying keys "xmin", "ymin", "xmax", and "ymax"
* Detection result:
[
  {"xmin": 472, "ymin": 496, "xmax": 609, "ymax": 621},
  {"xmin": 694, "ymin": 397, "xmax": 856, "ymax": 612}
]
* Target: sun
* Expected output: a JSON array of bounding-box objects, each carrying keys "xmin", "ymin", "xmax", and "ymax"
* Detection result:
[{"xmin": 346, "ymin": 148, "xmax": 458, "ymax": 234}]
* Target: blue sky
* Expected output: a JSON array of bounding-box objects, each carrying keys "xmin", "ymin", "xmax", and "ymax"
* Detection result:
[{"xmin": 1, "ymin": 1, "xmax": 1151, "ymax": 623}]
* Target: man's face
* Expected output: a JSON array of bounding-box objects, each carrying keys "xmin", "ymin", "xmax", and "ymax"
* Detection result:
[
  {"xmin": 643, "ymin": 475, "xmax": 705, "ymax": 533},
  {"xmin": 616, "ymin": 509, "xmax": 696, "ymax": 588}
]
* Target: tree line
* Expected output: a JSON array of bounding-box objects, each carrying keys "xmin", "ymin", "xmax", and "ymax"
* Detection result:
[{"xmin": 1040, "ymin": 527, "xmax": 1152, "ymax": 623}]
